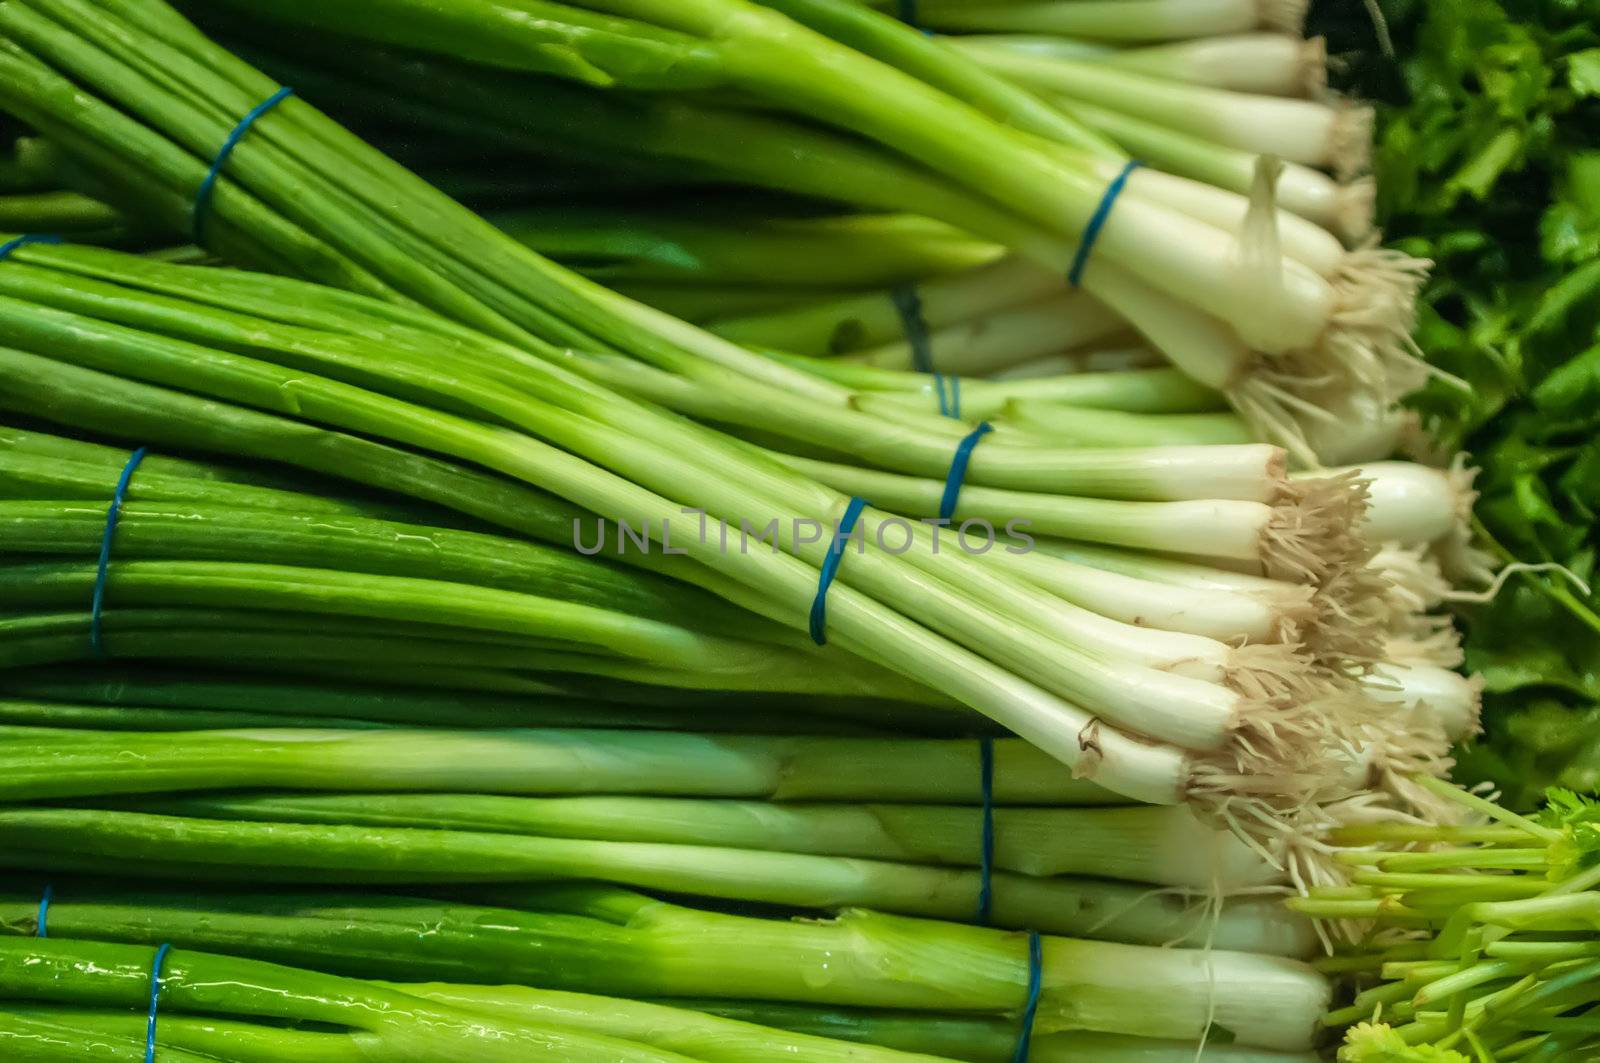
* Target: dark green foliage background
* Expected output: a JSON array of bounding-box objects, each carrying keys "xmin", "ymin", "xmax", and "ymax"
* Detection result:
[{"xmin": 1314, "ymin": 0, "xmax": 1600, "ymax": 805}]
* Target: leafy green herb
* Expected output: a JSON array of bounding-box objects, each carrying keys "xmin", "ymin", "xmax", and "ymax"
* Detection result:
[{"xmin": 1323, "ymin": 0, "xmax": 1600, "ymax": 806}]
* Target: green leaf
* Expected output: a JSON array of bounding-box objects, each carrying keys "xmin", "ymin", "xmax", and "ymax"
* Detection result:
[
  {"xmin": 1568, "ymin": 47, "xmax": 1600, "ymax": 95},
  {"xmin": 1340, "ymin": 1022, "xmax": 1472, "ymax": 1062}
]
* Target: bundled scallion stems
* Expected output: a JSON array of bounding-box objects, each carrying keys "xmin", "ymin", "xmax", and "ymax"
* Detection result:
[
  {"xmin": 0, "ymin": 716, "xmax": 1329, "ymax": 942},
  {"xmin": 0, "ymin": 935, "xmax": 972, "ymax": 1062},
  {"xmin": 0, "ymin": 928, "xmax": 1324, "ymax": 1056},
  {"xmin": 0, "ymin": 218, "xmax": 1441, "ymax": 831},
  {"xmin": 162, "ymin": 0, "xmax": 1423, "ymax": 460}
]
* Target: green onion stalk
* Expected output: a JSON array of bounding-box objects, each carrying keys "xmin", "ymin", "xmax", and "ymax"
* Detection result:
[
  {"xmin": 11, "ymin": 0, "xmax": 1420, "ymax": 463},
  {"xmin": 0, "ymin": 244, "xmax": 1424, "ymax": 824},
  {"xmin": 0, "ymin": 493, "xmax": 949, "ymax": 701},
  {"xmin": 732, "ymin": 285, "xmax": 1131, "ymax": 376},
  {"xmin": 492, "ymin": 207, "xmax": 1001, "ymax": 290},
  {"xmin": 951, "ymin": 33, "xmax": 1330, "ymax": 100},
  {"xmin": 207, "ymin": 23, "xmax": 1402, "ymax": 464},
  {"xmin": 0, "ymin": 887, "xmax": 1330, "ymax": 1046},
  {"xmin": 704, "ymin": 255, "xmax": 1092, "ymax": 360},
  {"xmin": 0, "ymin": 724, "xmax": 1289, "ymax": 891},
  {"xmin": 0, "ymin": 802, "xmax": 1317, "ymax": 948},
  {"xmin": 848, "ymin": 0, "xmax": 1310, "ymax": 43},
  {"xmin": 0, "ymin": 727, "xmax": 1117, "ymax": 804},
  {"xmin": 1289, "ymin": 782, "xmax": 1600, "ymax": 1061},
  {"xmin": 0, "ymin": 677, "xmax": 936, "ymax": 735},
  {"xmin": 0, "ymin": 998, "xmax": 947, "ymax": 1063},
  {"xmin": 0, "ymin": 936, "xmax": 956, "ymax": 1062},
  {"xmin": 0, "ymin": 188, "xmax": 132, "ymax": 243},
  {"xmin": 762, "ymin": 2, "xmax": 1369, "ymax": 235},
  {"xmin": 955, "ymin": 41, "xmax": 1367, "ymax": 179},
  {"xmin": 674, "ymin": 1001, "xmax": 1324, "ymax": 1062},
  {"xmin": 0, "ymin": 665, "xmax": 967, "ymax": 735}
]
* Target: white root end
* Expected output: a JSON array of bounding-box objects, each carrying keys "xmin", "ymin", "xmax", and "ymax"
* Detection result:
[
  {"xmin": 1370, "ymin": 542, "xmax": 1452, "ymax": 624},
  {"xmin": 1328, "ymin": 247, "xmax": 1432, "ymax": 402},
  {"xmin": 1304, "ymin": 555, "xmax": 1391, "ymax": 673},
  {"xmin": 1330, "ymin": 104, "xmax": 1375, "ymax": 181},
  {"xmin": 1254, "ymin": 585, "xmax": 1322, "ymax": 648},
  {"xmin": 1384, "ymin": 629, "xmax": 1465, "ymax": 669},
  {"xmin": 1226, "ymin": 250, "xmax": 1429, "ymax": 468},
  {"xmin": 1429, "ymin": 455, "xmax": 1496, "ymax": 585},
  {"xmin": 1184, "ymin": 680, "xmax": 1451, "ymax": 887},
  {"xmin": 1260, "ymin": 470, "xmax": 1373, "ymax": 587},
  {"xmin": 1335, "ymin": 177, "xmax": 1376, "ymax": 246},
  {"xmin": 1261, "ymin": 0, "xmax": 1311, "ymax": 36},
  {"xmin": 1300, "ymin": 37, "xmax": 1329, "ymax": 99}
]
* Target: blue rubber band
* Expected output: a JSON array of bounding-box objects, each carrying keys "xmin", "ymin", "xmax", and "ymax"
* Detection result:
[
  {"xmin": 890, "ymin": 284, "xmax": 960, "ymax": 418},
  {"xmin": 1067, "ymin": 159, "xmax": 1142, "ymax": 289},
  {"xmin": 91, "ymin": 447, "xmax": 147, "ymax": 658},
  {"xmin": 35, "ymin": 885, "xmax": 51, "ymax": 938},
  {"xmin": 890, "ymin": 284, "xmax": 932, "ymax": 374},
  {"xmin": 939, "ymin": 422, "xmax": 993, "ymax": 523},
  {"xmin": 0, "ymin": 233, "xmax": 63, "ymax": 262},
  {"xmin": 146, "ymin": 942, "xmax": 172, "ymax": 1063},
  {"xmin": 809, "ymin": 496, "xmax": 870, "ymax": 646},
  {"xmin": 1013, "ymin": 930, "xmax": 1043, "ymax": 1063},
  {"xmin": 193, "ymin": 86, "xmax": 295, "ymax": 244},
  {"xmin": 978, "ymin": 737, "xmax": 996, "ymax": 924}
]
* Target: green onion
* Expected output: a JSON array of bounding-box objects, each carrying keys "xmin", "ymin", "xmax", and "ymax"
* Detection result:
[
  {"xmin": 0, "ymin": 889, "xmax": 1328, "ymax": 1043},
  {"xmin": 2, "ymin": 0, "xmax": 1422, "ymax": 459},
  {"xmin": 667, "ymin": 1001, "xmax": 1322, "ymax": 1062},
  {"xmin": 0, "ymin": 726, "xmax": 1109, "ymax": 803},
  {"xmin": 960, "ymin": 44, "xmax": 1365, "ymax": 175},
  {"xmin": 849, "ymin": 0, "xmax": 1309, "ymax": 41},
  {"xmin": 956, "ymin": 33, "xmax": 1329, "ymax": 98},
  {"xmin": 0, "ymin": 936, "xmax": 926, "ymax": 1062}
]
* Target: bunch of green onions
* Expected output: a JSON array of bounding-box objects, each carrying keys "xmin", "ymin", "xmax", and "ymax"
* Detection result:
[
  {"xmin": 0, "ymin": 886, "xmax": 1331, "ymax": 1056},
  {"xmin": 0, "ymin": 233, "xmax": 1442, "ymax": 827},
  {"xmin": 0, "ymin": 719, "xmax": 1324, "ymax": 933},
  {"xmin": 2, "ymin": 0, "xmax": 1425, "ymax": 462},
  {"xmin": 0, "ymin": 935, "xmax": 975, "ymax": 1061},
  {"xmin": 0, "ymin": 663, "xmax": 962, "ymax": 734}
]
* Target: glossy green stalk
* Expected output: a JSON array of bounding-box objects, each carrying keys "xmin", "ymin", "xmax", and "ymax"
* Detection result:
[
  {"xmin": 0, "ymin": 727, "xmax": 1110, "ymax": 804},
  {"xmin": 494, "ymin": 208, "xmax": 997, "ymax": 288},
  {"xmin": 0, "ymin": 937, "xmax": 710, "ymax": 1062},
  {"xmin": 0, "ymin": 887, "xmax": 1323, "ymax": 1017},
  {"xmin": 0, "ymin": 667, "xmax": 953, "ymax": 735},
  {"xmin": 0, "ymin": 805, "xmax": 1309, "ymax": 951},
  {"xmin": 671, "ymin": 1001, "xmax": 1322, "ymax": 1062},
  {"xmin": 107, "ymin": 793, "xmax": 1276, "ymax": 890}
]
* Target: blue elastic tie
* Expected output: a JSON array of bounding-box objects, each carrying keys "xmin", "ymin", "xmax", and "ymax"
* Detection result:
[
  {"xmin": 0, "ymin": 233, "xmax": 63, "ymax": 262},
  {"xmin": 809, "ymin": 496, "xmax": 870, "ymax": 646},
  {"xmin": 1067, "ymin": 159, "xmax": 1142, "ymax": 288},
  {"xmin": 978, "ymin": 737, "xmax": 996, "ymax": 924},
  {"xmin": 890, "ymin": 284, "xmax": 932, "ymax": 374},
  {"xmin": 939, "ymin": 422, "xmax": 993, "ymax": 523},
  {"xmin": 891, "ymin": 284, "xmax": 960, "ymax": 418},
  {"xmin": 1012, "ymin": 930, "xmax": 1044, "ymax": 1063},
  {"xmin": 35, "ymin": 885, "xmax": 51, "ymax": 938},
  {"xmin": 91, "ymin": 447, "xmax": 147, "ymax": 658},
  {"xmin": 146, "ymin": 942, "xmax": 172, "ymax": 1063},
  {"xmin": 193, "ymin": 86, "xmax": 295, "ymax": 244}
]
